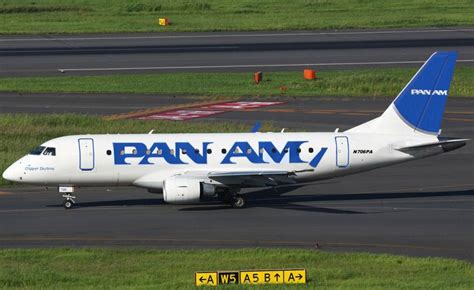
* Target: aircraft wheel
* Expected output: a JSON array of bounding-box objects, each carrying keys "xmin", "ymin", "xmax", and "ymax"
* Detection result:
[
  {"xmin": 232, "ymin": 195, "xmax": 246, "ymax": 209},
  {"xmin": 63, "ymin": 199, "xmax": 74, "ymax": 209}
]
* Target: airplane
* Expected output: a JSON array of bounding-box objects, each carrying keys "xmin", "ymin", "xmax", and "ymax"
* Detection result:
[{"xmin": 2, "ymin": 51, "xmax": 468, "ymax": 209}]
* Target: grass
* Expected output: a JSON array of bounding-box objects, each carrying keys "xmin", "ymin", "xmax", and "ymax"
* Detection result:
[
  {"xmin": 0, "ymin": 0, "xmax": 473, "ymax": 34},
  {"xmin": 0, "ymin": 248, "xmax": 472, "ymax": 289},
  {"xmin": 0, "ymin": 114, "xmax": 274, "ymax": 186},
  {"xmin": 1, "ymin": 66, "xmax": 473, "ymax": 98}
]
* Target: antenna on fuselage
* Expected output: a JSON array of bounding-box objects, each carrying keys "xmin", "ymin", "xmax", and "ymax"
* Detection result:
[{"xmin": 148, "ymin": 129, "xmax": 154, "ymax": 134}]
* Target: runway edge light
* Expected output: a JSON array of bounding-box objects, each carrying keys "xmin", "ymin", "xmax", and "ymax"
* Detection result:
[{"xmin": 158, "ymin": 18, "xmax": 169, "ymax": 26}]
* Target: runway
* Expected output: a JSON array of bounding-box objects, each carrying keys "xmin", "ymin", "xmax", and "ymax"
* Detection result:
[
  {"xmin": 1, "ymin": 28, "xmax": 473, "ymax": 76},
  {"xmin": 0, "ymin": 96, "xmax": 473, "ymax": 261}
]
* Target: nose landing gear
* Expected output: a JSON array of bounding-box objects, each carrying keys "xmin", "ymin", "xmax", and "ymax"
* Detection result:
[
  {"xmin": 62, "ymin": 194, "xmax": 76, "ymax": 209},
  {"xmin": 59, "ymin": 186, "xmax": 76, "ymax": 209}
]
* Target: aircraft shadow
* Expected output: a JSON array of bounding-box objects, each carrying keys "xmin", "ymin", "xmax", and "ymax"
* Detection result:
[
  {"xmin": 47, "ymin": 198, "xmax": 166, "ymax": 208},
  {"xmin": 46, "ymin": 186, "xmax": 473, "ymax": 214},
  {"xmin": 180, "ymin": 187, "xmax": 474, "ymax": 213}
]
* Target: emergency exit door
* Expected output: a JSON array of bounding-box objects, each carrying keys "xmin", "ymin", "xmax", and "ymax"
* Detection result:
[
  {"xmin": 78, "ymin": 138, "xmax": 95, "ymax": 171},
  {"xmin": 335, "ymin": 136, "xmax": 349, "ymax": 168}
]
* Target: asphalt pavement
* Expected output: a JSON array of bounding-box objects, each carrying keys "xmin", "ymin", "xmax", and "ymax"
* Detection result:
[{"xmin": 1, "ymin": 28, "xmax": 473, "ymax": 76}]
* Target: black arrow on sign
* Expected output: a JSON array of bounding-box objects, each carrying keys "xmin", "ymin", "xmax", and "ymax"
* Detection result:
[
  {"xmin": 199, "ymin": 276, "xmax": 206, "ymax": 283},
  {"xmin": 296, "ymin": 274, "xmax": 303, "ymax": 280},
  {"xmin": 274, "ymin": 273, "xmax": 280, "ymax": 280}
]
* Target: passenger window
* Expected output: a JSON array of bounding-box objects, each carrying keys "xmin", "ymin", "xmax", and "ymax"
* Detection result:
[
  {"xmin": 29, "ymin": 146, "xmax": 45, "ymax": 155},
  {"xmin": 43, "ymin": 147, "xmax": 56, "ymax": 156}
]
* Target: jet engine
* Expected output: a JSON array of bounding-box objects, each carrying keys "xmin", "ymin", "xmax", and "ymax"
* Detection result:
[{"xmin": 163, "ymin": 175, "xmax": 217, "ymax": 204}]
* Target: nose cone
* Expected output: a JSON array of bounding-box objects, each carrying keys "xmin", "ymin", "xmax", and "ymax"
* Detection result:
[{"xmin": 2, "ymin": 164, "xmax": 19, "ymax": 182}]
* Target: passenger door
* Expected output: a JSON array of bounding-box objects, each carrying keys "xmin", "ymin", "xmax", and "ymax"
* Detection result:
[
  {"xmin": 78, "ymin": 138, "xmax": 95, "ymax": 171},
  {"xmin": 335, "ymin": 136, "xmax": 349, "ymax": 168}
]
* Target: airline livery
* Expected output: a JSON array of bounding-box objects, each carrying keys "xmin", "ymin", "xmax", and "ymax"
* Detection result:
[{"xmin": 2, "ymin": 51, "xmax": 468, "ymax": 209}]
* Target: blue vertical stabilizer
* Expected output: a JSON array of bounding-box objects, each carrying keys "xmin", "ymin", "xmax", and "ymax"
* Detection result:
[{"xmin": 393, "ymin": 51, "xmax": 457, "ymax": 134}]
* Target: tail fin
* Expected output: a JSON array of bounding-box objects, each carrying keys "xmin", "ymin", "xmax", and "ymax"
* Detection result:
[{"xmin": 347, "ymin": 51, "xmax": 457, "ymax": 136}]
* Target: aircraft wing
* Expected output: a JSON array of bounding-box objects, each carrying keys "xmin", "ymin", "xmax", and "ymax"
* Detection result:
[
  {"xmin": 133, "ymin": 169, "xmax": 304, "ymax": 189},
  {"xmin": 207, "ymin": 170, "xmax": 297, "ymax": 187}
]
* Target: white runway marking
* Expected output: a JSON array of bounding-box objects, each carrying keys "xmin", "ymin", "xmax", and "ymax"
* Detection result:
[
  {"xmin": 57, "ymin": 59, "xmax": 474, "ymax": 72},
  {"xmin": 1, "ymin": 28, "xmax": 473, "ymax": 42},
  {"xmin": 2, "ymin": 46, "xmax": 239, "ymax": 54}
]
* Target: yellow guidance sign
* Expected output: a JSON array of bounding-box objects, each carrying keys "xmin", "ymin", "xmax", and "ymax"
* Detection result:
[
  {"xmin": 284, "ymin": 269, "xmax": 307, "ymax": 284},
  {"xmin": 218, "ymin": 271, "xmax": 239, "ymax": 285},
  {"xmin": 240, "ymin": 270, "xmax": 284, "ymax": 285},
  {"xmin": 195, "ymin": 269, "xmax": 307, "ymax": 286},
  {"xmin": 195, "ymin": 272, "xmax": 218, "ymax": 286}
]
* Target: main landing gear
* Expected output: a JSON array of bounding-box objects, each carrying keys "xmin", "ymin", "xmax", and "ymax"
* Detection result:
[
  {"xmin": 231, "ymin": 194, "xmax": 246, "ymax": 209},
  {"xmin": 218, "ymin": 188, "xmax": 247, "ymax": 209}
]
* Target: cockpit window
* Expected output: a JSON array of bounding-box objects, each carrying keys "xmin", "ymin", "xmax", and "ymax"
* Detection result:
[
  {"xmin": 29, "ymin": 146, "xmax": 46, "ymax": 155},
  {"xmin": 43, "ymin": 147, "xmax": 56, "ymax": 156}
]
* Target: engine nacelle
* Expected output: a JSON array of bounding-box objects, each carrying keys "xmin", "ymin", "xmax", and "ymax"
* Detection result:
[{"xmin": 163, "ymin": 176, "xmax": 217, "ymax": 204}]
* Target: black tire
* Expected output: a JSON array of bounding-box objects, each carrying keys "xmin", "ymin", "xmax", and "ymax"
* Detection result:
[
  {"xmin": 232, "ymin": 195, "xmax": 246, "ymax": 209},
  {"xmin": 63, "ymin": 199, "xmax": 74, "ymax": 209}
]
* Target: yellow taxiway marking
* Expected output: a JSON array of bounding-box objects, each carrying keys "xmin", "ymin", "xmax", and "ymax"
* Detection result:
[
  {"xmin": 266, "ymin": 109, "xmax": 474, "ymax": 122},
  {"xmin": 446, "ymin": 110, "xmax": 474, "ymax": 115},
  {"xmin": 445, "ymin": 117, "xmax": 474, "ymax": 122},
  {"xmin": 0, "ymin": 191, "xmax": 12, "ymax": 196},
  {"xmin": 262, "ymin": 108, "xmax": 295, "ymax": 113},
  {"xmin": 340, "ymin": 112, "xmax": 372, "ymax": 116},
  {"xmin": 255, "ymin": 108, "xmax": 474, "ymax": 118}
]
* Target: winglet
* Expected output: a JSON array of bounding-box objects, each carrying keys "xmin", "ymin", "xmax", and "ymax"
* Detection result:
[{"xmin": 251, "ymin": 121, "xmax": 262, "ymax": 133}]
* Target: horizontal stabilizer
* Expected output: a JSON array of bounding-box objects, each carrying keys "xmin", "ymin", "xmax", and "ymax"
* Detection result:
[{"xmin": 395, "ymin": 138, "xmax": 468, "ymax": 153}]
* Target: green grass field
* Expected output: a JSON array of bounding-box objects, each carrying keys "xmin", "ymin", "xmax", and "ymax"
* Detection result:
[
  {"xmin": 0, "ymin": 248, "xmax": 472, "ymax": 289},
  {"xmin": 0, "ymin": 114, "xmax": 274, "ymax": 186},
  {"xmin": 1, "ymin": 66, "xmax": 473, "ymax": 98},
  {"xmin": 0, "ymin": 0, "xmax": 473, "ymax": 34}
]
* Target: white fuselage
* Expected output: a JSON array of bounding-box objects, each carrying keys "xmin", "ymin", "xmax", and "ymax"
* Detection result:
[{"xmin": 3, "ymin": 132, "xmax": 437, "ymax": 188}]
